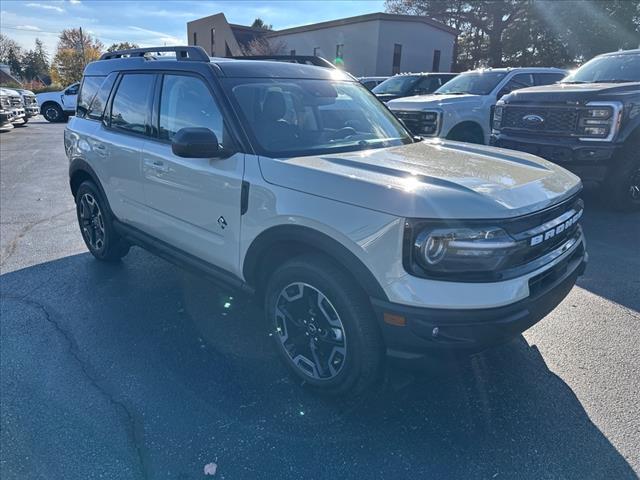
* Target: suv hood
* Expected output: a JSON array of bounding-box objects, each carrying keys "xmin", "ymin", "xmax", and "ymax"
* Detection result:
[
  {"xmin": 505, "ymin": 82, "xmax": 640, "ymax": 103},
  {"xmin": 259, "ymin": 140, "xmax": 581, "ymax": 219},
  {"xmin": 387, "ymin": 93, "xmax": 482, "ymax": 110}
]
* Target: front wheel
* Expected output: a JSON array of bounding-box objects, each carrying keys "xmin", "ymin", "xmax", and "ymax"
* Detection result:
[
  {"xmin": 603, "ymin": 137, "xmax": 640, "ymax": 212},
  {"xmin": 265, "ymin": 255, "xmax": 384, "ymax": 396},
  {"xmin": 42, "ymin": 103, "xmax": 63, "ymax": 123}
]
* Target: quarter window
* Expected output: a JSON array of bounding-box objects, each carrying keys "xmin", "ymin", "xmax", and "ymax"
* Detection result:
[
  {"xmin": 88, "ymin": 73, "xmax": 117, "ymax": 120},
  {"xmin": 158, "ymin": 74, "xmax": 225, "ymax": 144},
  {"xmin": 110, "ymin": 74, "xmax": 154, "ymax": 135},
  {"xmin": 392, "ymin": 44, "xmax": 402, "ymax": 75},
  {"xmin": 77, "ymin": 76, "xmax": 104, "ymax": 118}
]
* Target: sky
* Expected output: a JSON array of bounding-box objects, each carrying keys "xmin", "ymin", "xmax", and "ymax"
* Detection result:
[{"xmin": 1, "ymin": 0, "xmax": 386, "ymax": 54}]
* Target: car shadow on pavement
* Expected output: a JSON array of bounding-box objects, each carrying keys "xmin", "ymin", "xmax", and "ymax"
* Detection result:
[
  {"xmin": 577, "ymin": 186, "xmax": 640, "ymax": 313},
  {"xmin": 1, "ymin": 250, "xmax": 636, "ymax": 479}
]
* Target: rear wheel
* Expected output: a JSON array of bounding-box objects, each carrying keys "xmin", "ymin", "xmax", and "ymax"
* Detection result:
[
  {"xmin": 265, "ymin": 254, "xmax": 384, "ymax": 396},
  {"xmin": 75, "ymin": 181, "xmax": 130, "ymax": 261},
  {"xmin": 42, "ymin": 103, "xmax": 63, "ymax": 123}
]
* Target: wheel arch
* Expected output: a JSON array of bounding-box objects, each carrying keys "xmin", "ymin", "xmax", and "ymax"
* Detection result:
[
  {"xmin": 446, "ymin": 120, "xmax": 486, "ymax": 143},
  {"xmin": 69, "ymin": 159, "xmax": 112, "ymax": 212},
  {"xmin": 243, "ymin": 224, "xmax": 389, "ymax": 301}
]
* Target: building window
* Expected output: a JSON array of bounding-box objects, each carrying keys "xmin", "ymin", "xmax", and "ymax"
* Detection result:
[
  {"xmin": 432, "ymin": 49, "xmax": 441, "ymax": 72},
  {"xmin": 192, "ymin": 32, "xmax": 197, "ymax": 46},
  {"xmin": 290, "ymin": 49, "xmax": 296, "ymax": 56},
  {"xmin": 313, "ymin": 47, "xmax": 320, "ymax": 56},
  {"xmin": 392, "ymin": 44, "xmax": 402, "ymax": 75},
  {"xmin": 210, "ymin": 28, "xmax": 215, "ymax": 55},
  {"xmin": 225, "ymin": 42, "xmax": 232, "ymax": 57}
]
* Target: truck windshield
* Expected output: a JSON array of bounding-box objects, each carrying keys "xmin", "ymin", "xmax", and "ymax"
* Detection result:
[
  {"xmin": 562, "ymin": 53, "xmax": 640, "ymax": 83},
  {"xmin": 434, "ymin": 71, "xmax": 507, "ymax": 95},
  {"xmin": 224, "ymin": 78, "xmax": 413, "ymax": 157},
  {"xmin": 372, "ymin": 75, "xmax": 420, "ymax": 95}
]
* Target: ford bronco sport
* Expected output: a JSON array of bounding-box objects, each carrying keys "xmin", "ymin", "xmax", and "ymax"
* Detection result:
[
  {"xmin": 492, "ymin": 49, "xmax": 640, "ymax": 211},
  {"xmin": 65, "ymin": 46, "xmax": 587, "ymax": 396}
]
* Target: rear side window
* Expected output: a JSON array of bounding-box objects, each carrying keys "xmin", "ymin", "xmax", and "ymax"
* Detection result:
[
  {"xmin": 534, "ymin": 73, "xmax": 566, "ymax": 86},
  {"xmin": 110, "ymin": 74, "xmax": 155, "ymax": 135},
  {"xmin": 158, "ymin": 74, "xmax": 225, "ymax": 143},
  {"xmin": 87, "ymin": 73, "xmax": 117, "ymax": 120},
  {"xmin": 76, "ymin": 76, "xmax": 104, "ymax": 118}
]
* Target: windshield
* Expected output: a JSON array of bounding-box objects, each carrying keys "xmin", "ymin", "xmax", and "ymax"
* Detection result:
[
  {"xmin": 562, "ymin": 53, "xmax": 640, "ymax": 83},
  {"xmin": 372, "ymin": 75, "xmax": 420, "ymax": 95},
  {"xmin": 225, "ymin": 78, "xmax": 412, "ymax": 157},
  {"xmin": 435, "ymin": 71, "xmax": 507, "ymax": 95}
]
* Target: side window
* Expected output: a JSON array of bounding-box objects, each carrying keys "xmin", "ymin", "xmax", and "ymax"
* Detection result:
[
  {"xmin": 158, "ymin": 74, "xmax": 225, "ymax": 144},
  {"xmin": 87, "ymin": 73, "xmax": 117, "ymax": 121},
  {"xmin": 500, "ymin": 73, "xmax": 534, "ymax": 97},
  {"xmin": 76, "ymin": 76, "xmax": 104, "ymax": 118},
  {"xmin": 414, "ymin": 76, "xmax": 441, "ymax": 94},
  {"xmin": 65, "ymin": 84, "xmax": 79, "ymax": 95},
  {"xmin": 110, "ymin": 74, "xmax": 155, "ymax": 135},
  {"xmin": 534, "ymin": 73, "xmax": 566, "ymax": 86}
]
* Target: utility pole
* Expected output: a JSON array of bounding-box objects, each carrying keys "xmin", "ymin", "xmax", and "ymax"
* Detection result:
[{"xmin": 79, "ymin": 26, "xmax": 86, "ymax": 67}]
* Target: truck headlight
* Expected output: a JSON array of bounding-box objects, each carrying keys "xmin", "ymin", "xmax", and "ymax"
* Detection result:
[
  {"xmin": 493, "ymin": 105, "xmax": 504, "ymax": 131},
  {"xmin": 420, "ymin": 110, "xmax": 440, "ymax": 136},
  {"xmin": 413, "ymin": 226, "xmax": 517, "ymax": 273},
  {"xmin": 578, "ymin": 102, "xmax": 622, "ymax": 142}
]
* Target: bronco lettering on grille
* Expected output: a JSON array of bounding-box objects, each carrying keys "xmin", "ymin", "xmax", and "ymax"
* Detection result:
[{"xmin": 530, "ymin": 209, "xmax": 583, "ymax": 246}]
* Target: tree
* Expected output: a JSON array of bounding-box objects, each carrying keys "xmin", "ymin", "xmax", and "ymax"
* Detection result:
[
  {"xmin": 22, "ymin": 39, "xmax": 50, "ymax": 82},
  {"xmin": 106, "ymin": 42, "xmax": 140, "ymax": 53},
  {"xmin": 251, "ymin": 18, "xmax": 273, "ymax": 30},
  {"xmin": 385, "ymin": 0, "xmax": 640, "ymax": 70},
  {"xmin": 242, "ymin": 37, "xmax": 286, "ymax": 56},
  {"xmin": 51, "ymin": 28, "xmax": 104, "ymax": 85},
  {"xmin": 0, "ymin": 34, "xmax": 24, "ymax": 78}
]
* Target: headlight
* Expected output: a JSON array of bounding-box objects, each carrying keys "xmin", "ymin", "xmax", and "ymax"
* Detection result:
[
  {"xmin": 493, "ymin": 105, "xmax": 504, "ymax": 131},
  {"xmin": 420, "ymin": 110, "xmax": 440, "ymax": 136},
  {"xmin": 413, "ymin": 226, "xmax": 517, "ymax": 273},
  {"xmin": 578, "ymin": 102, "xmax": 622, "ymax": 141}
]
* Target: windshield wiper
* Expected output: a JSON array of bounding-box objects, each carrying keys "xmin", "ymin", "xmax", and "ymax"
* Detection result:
[
  {"xmin": 560, "ymin": 80, "xmax": 589, "ymax": 84},
  {"xmin": 435, "ymin": 91, "xmax": 467, "ymax": 95}
]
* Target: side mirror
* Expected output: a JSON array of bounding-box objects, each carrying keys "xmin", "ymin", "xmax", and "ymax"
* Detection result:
[{"xmin": 171, "ymin": 127, "xmax": 221, "ymax": 158}]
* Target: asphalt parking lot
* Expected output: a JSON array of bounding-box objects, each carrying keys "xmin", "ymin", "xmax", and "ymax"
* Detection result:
[{"xmin": 1, "ymin": 120, "xmax": 639, "ymax": 479}]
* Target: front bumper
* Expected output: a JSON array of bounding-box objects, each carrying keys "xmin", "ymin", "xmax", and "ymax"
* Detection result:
[
  {"xmin": 491, "ymin": 132, "xmax": 622, "ymax": 182},
  {"xmin": 1, "ymin": 110, "xmax": 15, "ymax": 125},
  {"xmin": 372, "ymin": 238, "xmax": 586, "ymax": 362},
  {"xmin": 11, "ymin": 109, "xmax": 25, "ymax": 122},
  {"xmin": 25, "ymin": 106, "xmax": 39, "ymax": 117}
]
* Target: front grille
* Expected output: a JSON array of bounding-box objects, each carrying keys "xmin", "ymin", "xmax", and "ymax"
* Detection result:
[
  {"xmin": 502, "ymin": 106, "xmax": 579, "ymax": 135},
  {"xmin": 0, "ymin": 97, "xmax": 10, "ymax": 109},
  {"xmin": 394, "ymin": 110, "xmax": 425, "ymax": 135},
  {"xmin": 23, "ymin": 96, "xmax": 37, "ymax": 105},
  {"xmin": 10, "ymin": 96, "xmax": 22, "ymax": 107}
]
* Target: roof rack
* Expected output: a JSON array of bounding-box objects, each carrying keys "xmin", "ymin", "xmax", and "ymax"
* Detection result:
[
  {"xmin": 231, "ymin": 55, "xmax": 336, "ymax": 69},
  {"xmin": 99, "ymin": 46, "xmax": 210, "ymax": 62}
]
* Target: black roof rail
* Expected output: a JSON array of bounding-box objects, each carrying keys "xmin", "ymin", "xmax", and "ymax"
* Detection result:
[
  {"xmin": 231, "ymin": 55, "xmax": 336, "ymax": 69},
  {"xmin": 99, "ymin": 46, "xmax": 210, "ymax": 62}
]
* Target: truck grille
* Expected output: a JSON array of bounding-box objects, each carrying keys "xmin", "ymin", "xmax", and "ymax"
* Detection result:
[
  {"xmin": 502, "ymin": 106, "xmax": 579, "ymax": 135},
  {"xmin": 23, "ymin": 96, "xmax": 37, "ymax": 106},
  {"xmin": 394, "ymin": 110, "xmax": 426, "ymax": 135},
  {"xmin": 10, "ymin": 96, "xmax": 23, "ymax": 107},
  {"xmin": 0, "ymin": 97, "xmax": 11, "ymax": 109}
]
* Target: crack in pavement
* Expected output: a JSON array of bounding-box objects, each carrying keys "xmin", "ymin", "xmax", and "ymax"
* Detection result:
[
  {"xmin": 0, "ymin": 208, "xmax": 75, "ymax": 267},
  {"xmin": 2, "ymin": 294, "xmax": 150, "ymax": 480}
]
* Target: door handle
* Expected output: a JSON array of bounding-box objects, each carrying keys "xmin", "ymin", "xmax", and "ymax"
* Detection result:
[
  {"xmin": 93, "ymin": 142, "xmax": 107, "ymax": 156},
  {"xmin": 144, "ymin": 159, "xmax": 169, "ymax": 174}
]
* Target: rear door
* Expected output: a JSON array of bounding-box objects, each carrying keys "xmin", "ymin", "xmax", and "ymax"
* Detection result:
[{"xmin": 140, "ymin": 72, "xmax": 244, "ymax": 273}]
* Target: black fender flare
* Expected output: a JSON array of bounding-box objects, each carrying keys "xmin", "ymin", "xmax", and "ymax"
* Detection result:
[
  {"xmin": 68, "ymin": 159, "xmax": 112, "ymax": 210},
  {"xmin": 243, "ymin": 224, "xmax": 389, "ymax": 301}
]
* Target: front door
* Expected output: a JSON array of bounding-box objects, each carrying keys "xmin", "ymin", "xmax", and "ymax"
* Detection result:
[
  {"xmin": 61, "ymin": 83, "xmax": 79, "ymax": 111},
  {"xmin": 141, "ymin": 73, "xmax": 244, "ymax": 274}
]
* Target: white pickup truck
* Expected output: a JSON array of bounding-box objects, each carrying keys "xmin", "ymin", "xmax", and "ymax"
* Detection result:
[
  {"xmin": 387, "ymin": 67, "xmax": 567, "ymax": 144},
  {"xmin": 36, "ymin": 82, "xmax": 79, "ymax": 122}
]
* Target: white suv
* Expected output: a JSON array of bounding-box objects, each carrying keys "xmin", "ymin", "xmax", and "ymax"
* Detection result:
[
  {"xmin": 64, "ymin": 47, "xmax": 587, "ymax": 396},
  {"xmin": 387, "ymin": 68, "xmax": 567, "ymax": 144}
]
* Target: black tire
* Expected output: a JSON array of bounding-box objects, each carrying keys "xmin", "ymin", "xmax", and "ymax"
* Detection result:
[
  {"xmin": 42, "ymin": 103, "xmax": 64, "ymax": 123},
  {"xmin": 75, "ymin": 181, "xmax": 130, "ymax": 262},
  {"xmin": 603, "ymin": 136, "xmax": 640, "ymax": 212},
  {"xmin": 265, "ymin": 254, "xmax": 384, "ymax": 396},
  {"xmin": 447, "ymin": 124, "xmax": 485, "ymax": 144}
]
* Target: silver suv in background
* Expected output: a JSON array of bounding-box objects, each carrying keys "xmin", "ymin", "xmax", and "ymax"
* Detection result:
[
  {"xmin": 65, "ymin": 46, "xmax": 587, "ymax": 396},
  {"xmin": 387, "ymin": 68, "xmax": 567, "ymax": 144}
]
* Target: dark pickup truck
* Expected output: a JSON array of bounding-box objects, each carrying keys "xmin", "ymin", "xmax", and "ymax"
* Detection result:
[{"xmin": 491, "ymin": 49, "xmax": 640, "ymax": 211}]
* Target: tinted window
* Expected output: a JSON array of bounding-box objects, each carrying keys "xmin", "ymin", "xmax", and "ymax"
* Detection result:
[
  {"xmin": 534, "ymin": 73, "xmax": 566, "ymax": 86},
  {"xmin": 502, "ymin": 73, "xmax": 534, "ymax": 94},
  {"xmin": 435, "ymin": 72, "xmax": 507, "ymax": 95},
  {"xmin": 159, "ymin": 74, "xmax": 224, "ymax": 143},
  {"xmin": 373, "ymin": 75, "xmax": 420, "ymax": 95},
  {"xmin": 77, "ymin": 76, "xmax": 104, "ymax": 118},
  {"xmin": 110, "ymin": 74, "xmax": 154, "ymax": 135},
  {"xmin": 65, "ymin": 83, "xmax": 79, "ymax": 95},
  {"xmin": 88, "ymin": 73, "xmax": 117, "ymax": 120},
  {"xmin": 413, "ymin": 76, "xmax": 443, "ymax": 95}
]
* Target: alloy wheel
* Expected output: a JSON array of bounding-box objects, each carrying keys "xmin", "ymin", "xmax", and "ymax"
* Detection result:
[
  {"xmin": 78, "ymin": 193, "xmax": 106, "ymax": 251},
  {"xmin": 45, "ymin": 107, "xmax": 59, "ymax": 121},
  {"xmin": 629, "ymin": 168, "xmax": 640, "ymax": 203},
  {"xmin": 274, "ymin": 282, "xmax": 347, "ymax": 380}
]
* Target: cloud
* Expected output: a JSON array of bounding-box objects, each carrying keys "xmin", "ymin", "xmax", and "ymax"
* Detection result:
[
  {"xmin": 14, "ymin": 25, "xmax": 42, "ymax": 31},
  {"xmin": 25, "ymin": 3, "xmax": 64, "ymax": 13}
]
